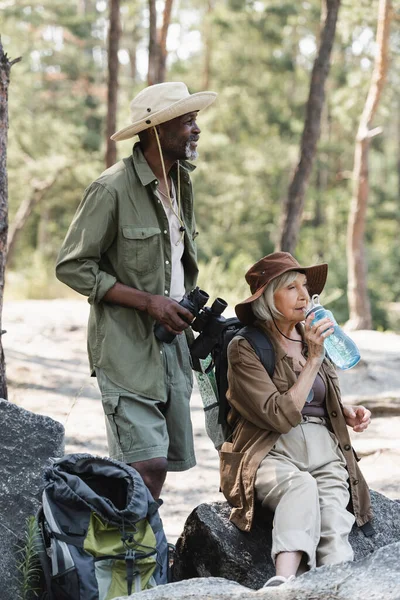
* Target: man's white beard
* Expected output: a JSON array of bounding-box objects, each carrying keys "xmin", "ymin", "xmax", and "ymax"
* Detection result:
[{"xmin": 185, "ymin": 141, "xmax": 198, "ymax": 161}]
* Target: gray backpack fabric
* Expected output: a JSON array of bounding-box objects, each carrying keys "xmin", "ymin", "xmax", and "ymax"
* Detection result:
[{"xmin": 36, "ymin": 453, "xmax": 168, "ymax": 599}]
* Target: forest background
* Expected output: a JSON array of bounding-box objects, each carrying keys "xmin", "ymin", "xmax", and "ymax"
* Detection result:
[{"xmin": 2, "ymin": 0, "xmax": 400, "ymax": 330}]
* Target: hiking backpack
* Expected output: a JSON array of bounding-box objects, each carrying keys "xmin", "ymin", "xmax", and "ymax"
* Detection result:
[
  {"xmin": 192, "ymin": 318, "xmax": 275, "ymax": 450},
  {"xmin": 36, "ymin": 453, "xmax": 168, "ymax": 600}
]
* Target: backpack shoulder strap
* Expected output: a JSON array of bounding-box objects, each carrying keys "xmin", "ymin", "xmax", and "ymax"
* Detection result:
[{"xmin": 236, "ymin": 325, "xmax": 275, "ymax": 377}]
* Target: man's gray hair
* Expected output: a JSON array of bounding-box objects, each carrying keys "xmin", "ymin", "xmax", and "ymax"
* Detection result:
[{"xmin": 251, "ymin": 271, "xmax": 303, "ymax": 323}]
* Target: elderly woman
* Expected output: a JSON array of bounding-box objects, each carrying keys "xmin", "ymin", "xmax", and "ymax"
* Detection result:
[{"xmin": 220, "ymin": 252, "xmax": 372, "ymax": 588}]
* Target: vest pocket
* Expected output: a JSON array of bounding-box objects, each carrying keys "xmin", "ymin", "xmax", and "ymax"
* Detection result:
[{"xmin": 121, "ymin": 226, "xmax": 161, "ymax": 274}]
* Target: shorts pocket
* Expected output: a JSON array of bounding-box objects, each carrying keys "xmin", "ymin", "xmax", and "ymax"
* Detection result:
[
  {"xmin": 102, "ymin": 393, "xmax": 133, "ymax": 453},
  {"xmin": 121, "ymin": 226, "xmax": 161, "ymax": 274},
  {"xmin": 219, "ymin": 449, "xmax": 245, "ymax": 507}
]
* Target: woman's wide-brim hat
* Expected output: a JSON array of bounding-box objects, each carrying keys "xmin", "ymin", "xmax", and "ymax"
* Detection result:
[
  {"xmin": 111, "ymin": 82, "xmax": 217, "ymax": 142},
  {"xmin": 235, "ymin": 252, "xmax": 328, "ymax": 325}
]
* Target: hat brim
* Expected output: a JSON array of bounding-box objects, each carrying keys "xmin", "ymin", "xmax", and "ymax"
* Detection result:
[
  {"xmin": 235, "ymin": 263, "xmax": 328, "ymax": 325},
  {"xmin": 111, "ymin": 91, "xmax": 217, "ymax": 141}
]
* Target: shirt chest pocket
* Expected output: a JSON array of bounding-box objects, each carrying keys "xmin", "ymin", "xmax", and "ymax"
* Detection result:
[{"xmin": 121, "ymin": 226, "xmax": 162, "ymax": 274}]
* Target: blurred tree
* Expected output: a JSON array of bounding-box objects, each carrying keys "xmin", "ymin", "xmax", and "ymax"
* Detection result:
[
  {"xmin": 0, "ymin": 38, "xmax": 21, "ymax": 399},
  {"xmin": 6, "ymin": 163, "xmax": 73, "ymax": 267},
  {"xmin": 3, "ymin": 0, "xmax": 106, "ymax": 275},
  {"xmin": 105, "ymin": 0, "xmax": 121, "ymax": 168},
  {"xmin": 2, "ymin": 0, "xmax": 400, "ymax": 331},
  {"xmin": 277, "ymin": 0, "xmax": 341, "ymax": 254},
  {"xmin": 202, "ymin": 0, "xmax": 215, "ymax": 89},
  {"xmin": 346, "ymin": 0, "xmax": 393, "ymax": 330},
  {"xmin": 148, "ymin": 0, "xmax": 174, "ymax": 84}
]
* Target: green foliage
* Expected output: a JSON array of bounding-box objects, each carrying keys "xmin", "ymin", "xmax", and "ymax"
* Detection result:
[
  {"xmin": 4, "ymin": 0, "xmax": 400, "ymax": 331},
  {"xmin": 14, "ymin": 516, "xmax": 41, "ymax": 600}
]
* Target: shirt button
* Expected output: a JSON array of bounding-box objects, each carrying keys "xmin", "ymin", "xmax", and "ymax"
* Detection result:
[
  {"xmin": 164, "ymin": 230, "xmax": 168, "ymax": 234},
  {"xmin": 155, "ymin": 180, "xmax": 159, "ymax": 185},
  {"xmin": 353, "ymin": 479, "xmax": 359, "ymax": 485},
  {"xmin": 165, "ymin": 260, "xmax": 169, "ymax": 265},
  {"xmin": 165, "ymin": 290, "xmax": 168, "ymax": 295},
  {"xmin": 158, "ymin": 200, "xmax": 161, "ymax": 204},
  {"xmin": 331, "ymin": 411, "xmax": 337, "ymax": 417},
  {"xmin": 344, "ymin": 444, "xmax": 351, "ymax": 451},
  {"xmin": 160, "ymin": 350, "xmax": 163, "ymax": 355}
]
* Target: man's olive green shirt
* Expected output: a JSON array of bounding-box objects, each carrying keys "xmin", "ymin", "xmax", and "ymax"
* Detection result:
[{"xmin": 56, "ymin": 143, "xmax": 199, "ymax": 401}]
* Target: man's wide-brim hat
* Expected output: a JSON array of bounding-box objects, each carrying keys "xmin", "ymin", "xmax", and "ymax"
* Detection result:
[
  {"xmin": 235, "ymin": 252, "xmax": 328, "ymax": 325},
  {"xmin": 111, "ymin": 82, "xmax": 217, "ymax": 142}
]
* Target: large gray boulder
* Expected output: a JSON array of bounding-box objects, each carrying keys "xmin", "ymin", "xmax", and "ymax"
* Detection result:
[
  {"xmin": 172, "ymin": 490, "xmax": 400, "ymax": 590},
  {"xmin": 0, "ymin": 399, "xmax": 65, "ymax": 598},
  {"xmin": 112, "ymin": 541, "xmax": 400, "ymax": 599}
]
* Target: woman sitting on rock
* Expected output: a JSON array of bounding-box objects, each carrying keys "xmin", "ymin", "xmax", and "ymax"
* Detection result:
[{"xmin": 219, "ymin": 252, "xmax": 372, "ymax": 588}]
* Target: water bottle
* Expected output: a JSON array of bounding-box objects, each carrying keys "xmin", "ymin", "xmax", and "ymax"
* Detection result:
[{"xmin": 305, "ymin": 295, "xmax": 360, "ymax": 370}]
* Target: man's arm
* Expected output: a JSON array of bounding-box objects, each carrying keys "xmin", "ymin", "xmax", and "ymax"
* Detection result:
[
  {"xmin": 56, "ymin": 183, "xmax": 193, "ymax": 334},
  {"xmin": 103, "ymin": 283, "xmax": 193, "ymax": 334}
]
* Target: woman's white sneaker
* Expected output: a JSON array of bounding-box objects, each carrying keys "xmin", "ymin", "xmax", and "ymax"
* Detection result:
[{"xmin": 263, "ymin": 575, "xmax": 295, "ymax": 588}]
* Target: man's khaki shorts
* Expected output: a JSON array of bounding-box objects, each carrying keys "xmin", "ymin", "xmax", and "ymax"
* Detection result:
[{"xmin": 95, "ymin": 333, "xmax": 195, "ymax": 472}]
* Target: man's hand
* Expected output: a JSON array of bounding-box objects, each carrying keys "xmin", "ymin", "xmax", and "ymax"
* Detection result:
[
  {"xmin": 146, "ymin": 295, "xmax": 194, "ymax": 335},
  {"xmin": 342, "ymin": 404, "xmax": 371, "ymax": 433},
  {"xmin": 102, "ymin": 283, "xmax": 194, "ymax": 335}
]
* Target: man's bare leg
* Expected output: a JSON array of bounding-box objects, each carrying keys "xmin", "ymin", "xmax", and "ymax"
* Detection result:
[{"xmin": 130, "ymin": 457, "xmax": 168, "ymax": 500}]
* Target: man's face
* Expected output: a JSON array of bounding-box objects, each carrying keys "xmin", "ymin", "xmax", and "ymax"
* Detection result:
[{"xmin": 158, "ymin": 112, "xmax": 201, "ymax": 161}]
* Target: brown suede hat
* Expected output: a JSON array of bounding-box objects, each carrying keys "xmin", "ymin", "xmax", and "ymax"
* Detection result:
[{"xmin": 235, "ymin": 252, "xmax": 328, "ymax": 325}]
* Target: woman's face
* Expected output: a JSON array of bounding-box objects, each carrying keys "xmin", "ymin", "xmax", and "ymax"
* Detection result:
[{"xmin": 273, "ymin": 273, "xmax": 309, "ymax": 324}]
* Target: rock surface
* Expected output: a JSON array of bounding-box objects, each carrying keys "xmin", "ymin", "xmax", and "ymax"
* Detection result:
[
  {"xmin": 113, "ymin": 542, "xmax": 400, "ymax": 599},
  {"xmin": 0, "ymin": 399, "xmax": 65, "ymax": 598},
  {"xmin": 115, "ymin": 542, "xmax": 400, "ymax": 600},
  {"xmin": 172, "ymin": 491, "xmax": 400, "ymax": 590}
]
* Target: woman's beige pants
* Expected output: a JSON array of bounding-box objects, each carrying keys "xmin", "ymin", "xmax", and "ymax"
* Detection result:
[{"xmin": 254, "ymin": 417, "xmax": 355, "ymax": 570}]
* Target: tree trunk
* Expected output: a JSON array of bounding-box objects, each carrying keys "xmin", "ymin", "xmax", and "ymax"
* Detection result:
[
  {"xmin": 105, "ymin": 0, "xmax": 121, "ymax": 168},
  {"xmin": 346, "ymin": 0, "xmax": 392, "ymax": 330},
  {"xmin": 277, "ymin": 0, "xmax": 341, "ymax": 254},
  {"xmin": 148, "ymin": 0, "xmax": 158, "ymax": 86},
  {"xmin": 129, "ymin": 46, "xmax": 137, "ymax": 80},
  {"xmin": 7, "ymin": 168, "xmax": 71, "ymax": 267},
  {"xmin": 202, "ymin": 0, "xmax": 214, "ymax": 89},
  {"xmin": 397, "ymin": 98, "xmax": 400, "ymax": 236},
  {"xmin": 0, "ymin": 41, "xmax": 21, "ymax": 400},
  {"xmin": 148, "ymin": 0, "xmax": 174, "ymax": 85},
  {"xmin": 156, "ymin": 0, "xmax": 173, "ymax": 83}
]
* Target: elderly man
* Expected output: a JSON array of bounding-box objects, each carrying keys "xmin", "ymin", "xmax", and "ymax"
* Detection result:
[{"xmin": 56, "ymin": 82, "xmax": 217, "ymax": 499}]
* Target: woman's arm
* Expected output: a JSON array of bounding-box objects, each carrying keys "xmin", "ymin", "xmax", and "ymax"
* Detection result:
[
  {"xmin": 287, "ymin": 312, "xmax": 334, "ymax": 409},
  {"xmin": 227, "ymin": 313, "xmax": 334, "ymax": 433}
]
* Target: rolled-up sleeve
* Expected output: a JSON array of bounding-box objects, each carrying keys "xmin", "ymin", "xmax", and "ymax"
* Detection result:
[
  {"xmin": 55, "ymin": 183, "xmax": 118, "ymax": 304},
  {"xmin": 227, "ymin": 337, "xmax": 303, "ymax": 434}
]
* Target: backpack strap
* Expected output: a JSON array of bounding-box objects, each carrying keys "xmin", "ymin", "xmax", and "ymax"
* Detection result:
[
  {"xmin": 237, "ymin": 325, "xmax": 275, "ymax": 377},
  {"xmin": 359, "ymin": 521, "xmax": 375, "ymax": 537},
  {"xmin": 217, "ymin": 324, "xmax": 275, "ymax": 432},
  {"xmin": 35, "ymin": 506, "xmax": 55, "ymax": 600}
]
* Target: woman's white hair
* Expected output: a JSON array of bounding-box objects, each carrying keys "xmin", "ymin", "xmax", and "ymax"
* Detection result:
[{"xmin": 251, "ymin": 271, "xmax": 306, "ymax": 322}]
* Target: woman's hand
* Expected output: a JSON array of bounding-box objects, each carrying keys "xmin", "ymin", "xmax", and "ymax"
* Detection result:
[
  {"xmin": 342, "ymin": 404, "xmax": 371, "ymax": 432},
  {"xmin": 304, "ymin": 313, "xmax": 334, "ymax": 362}
]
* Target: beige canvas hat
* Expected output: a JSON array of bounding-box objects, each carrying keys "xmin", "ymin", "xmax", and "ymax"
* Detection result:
[{"xmin": 111, "ymin": 82, "xmax": 217, "ymax": 142}]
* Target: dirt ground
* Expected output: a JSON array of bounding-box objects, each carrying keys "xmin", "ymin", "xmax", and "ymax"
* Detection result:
[{"xmin": 3, "ymin": 299, "xmax": 400, "ymax": 542}]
